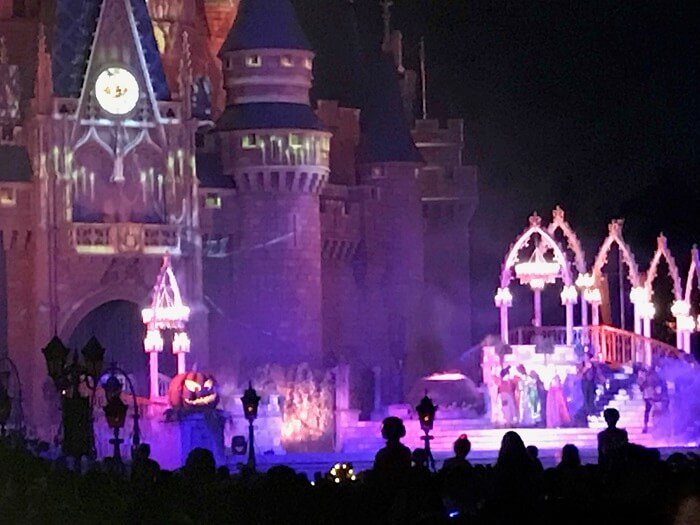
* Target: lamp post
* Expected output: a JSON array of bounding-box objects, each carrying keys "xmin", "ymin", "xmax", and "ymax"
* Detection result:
[
  {"xmin": 102, "ymin": 363, "xmax": 141, "ymax": 456},
  {"xmin": 103, "ymin": 375, "xmax": 128, "ymax": 462},
  {"xmin": 41, "ymin": 336, "xmax": 105, "ymax": 459},
  {"xmin": 241, "ymin": 381, "xmax": 260, "ymax": 471},
  {"xmin": 415, "ymin": 393, "xmax": 437, "ymax": 471}
]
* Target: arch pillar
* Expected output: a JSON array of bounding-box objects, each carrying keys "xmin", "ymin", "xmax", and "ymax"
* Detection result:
[
  {"xmin": 561, "ymin": 285, "xmax": 578, "ymax": 345},
  {"xmin": 495, "ymin": 287, "xmax": 512, "ymax": 343}
]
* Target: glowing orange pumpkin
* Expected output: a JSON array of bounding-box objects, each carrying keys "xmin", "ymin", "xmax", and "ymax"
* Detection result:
[{"xmin": 168, "ymin": 371, "xmax": 219, "ymax": 409}]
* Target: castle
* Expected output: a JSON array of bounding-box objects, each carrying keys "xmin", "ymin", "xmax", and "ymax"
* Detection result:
[{"xmin": 0, "ymin": 0, "xmax": 477, "ymax": 431}]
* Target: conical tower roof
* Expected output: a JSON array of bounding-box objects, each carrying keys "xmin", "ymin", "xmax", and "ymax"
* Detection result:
[
  {"xmin": 219, "ymin": 0, "xmax": 311, "ymax": 55},
  {"xmin": 357, "ymin": 53, "xmax": 422, "ymax": 164}
]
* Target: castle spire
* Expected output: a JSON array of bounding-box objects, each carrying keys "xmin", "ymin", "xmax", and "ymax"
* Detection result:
[
  {"xmin": 380, "ymin": 0, "xmax": 394, "ymax": 53},
  {"xmin": 219, "ymin": 0, "xmax": 311, "ymax": 55}
]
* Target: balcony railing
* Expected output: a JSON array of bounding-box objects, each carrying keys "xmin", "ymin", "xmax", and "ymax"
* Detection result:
[
  {"xmin": 507, "ymin": 325, "xmax": 681, "ymax": 366},
  {"xmin": 71, "ymin": 223, "xmax": 182, "ymax": 256}
]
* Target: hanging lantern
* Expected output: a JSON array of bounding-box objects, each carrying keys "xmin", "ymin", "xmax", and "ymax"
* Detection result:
[{"xmin": 515, "ymin": 246, "xmax": 560, "ymax": 289}]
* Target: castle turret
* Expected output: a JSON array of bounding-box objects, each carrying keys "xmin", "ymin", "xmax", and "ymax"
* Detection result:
[
  {"xmin": 356, "ymin": 52, "xmax": 424, "ymax": 403},
  {"xmin": 215, "ymin": 0, "xmax": 330, "ymax": 369}
]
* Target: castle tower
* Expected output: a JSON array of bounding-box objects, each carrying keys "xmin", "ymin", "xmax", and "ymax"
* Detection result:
[
  {"xmin": 2, "ymin": 0, "xmax": 207, "ymax": 429},
  {"xmin": 147, "ymin": 0, "xmax": 224, "ymax": 117},
  {"xmin": 215, "ymin": 0, "xmax": 330, "ymax": 369},
  {"xmin": 356, "ymin": 52, "xmax": 424, "ymax": 403}
]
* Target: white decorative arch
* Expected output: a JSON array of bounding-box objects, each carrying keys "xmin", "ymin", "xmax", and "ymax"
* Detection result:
[
  {"xmin": 644, "ymin": 234, "xmax": 690, "ymax": 351},
  {"xmin": 683, "ymin": 245, "xmax": 700, "ymax": 303},
  {"xmin": 592, "ymin": 219, "xmax": 641, "ymax": 286},
  {"xmin": 591, "ymin": 219, "xmax": 646, "ymax": 334},
  {"xmin": 142, "ymin": 254, "xmax": 191, "ymax": 398},
  {"xmin": 496, "ymin": 213, "xmax": 576, "ymax": 344},
  {"xmin": 547, "ymin": 206, "xmax": 587, "ymax": 274},
  {"xmin": 547, "ymin": 206, "xmax": 591, "ymax": 328},
  {"xmin": 645, "ymin": 234, "xmax": 683, "ymax": 300},
  {"xmin": 501, "ymin": 213, "xmax": 573, "ymax": 288}
]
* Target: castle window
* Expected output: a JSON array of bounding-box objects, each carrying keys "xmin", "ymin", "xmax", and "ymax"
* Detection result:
[
  {"xmin": 242, "ymin": 134, "xmax": 258, "ymax": 149},
  {"xmin": 289, "ymin": 134, "xmax": 302, "ymax": 148},
  {"xmin": 205, "ymin": 193, "xmax": 222, "ymax": 209},
  {"xmin": 245, "ymin": 55, "xmax": 262, "ymax": 67},
  {"xmin": 0, "ymin": 187, "xmax": 16, "ymax": 207},
  {"xmin": 303, "ymin": 58, "xmax": 313, "ymax": 70},
  {"xmin": 321, "ymin": 136, "xmax": 331, "ymax": 151},
  {"xmin": 281, "ymin": 55, "xmax": 294, "ymax": 67}
]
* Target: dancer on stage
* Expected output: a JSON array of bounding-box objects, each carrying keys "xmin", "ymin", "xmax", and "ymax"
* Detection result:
[
  {"xmin": 515, "ymin": 365, "xmax": 538, "ymax": 426},
  {"xmin": 489, "ymin": 365, "xmax": 504, "ymax": 426},
  {"xmin": 498, "ymin": 367, "xmax": 517, "ymax": 426},
  {"xmin": 546, "ymin": 374, "xmax": 571, "ymax": 428},
  {"xmin": 578, "ymin": 352, "xmax": 601, "ymax": 421}
]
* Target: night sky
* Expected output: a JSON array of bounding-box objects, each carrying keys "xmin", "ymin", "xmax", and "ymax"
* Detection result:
[{"xmin": 293, "ymin": 0, "xmax": 699, "ymax": 342}]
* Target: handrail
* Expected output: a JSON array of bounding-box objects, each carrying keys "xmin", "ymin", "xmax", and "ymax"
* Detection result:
[{"xmin": 506, "ymin": 325, "xmax": 681, "ymax": 366}]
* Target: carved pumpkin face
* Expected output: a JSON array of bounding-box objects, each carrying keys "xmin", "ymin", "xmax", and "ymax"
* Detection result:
[{"xmin": 168, "ymin": 372, "xmax": 219, "ymax": 409}]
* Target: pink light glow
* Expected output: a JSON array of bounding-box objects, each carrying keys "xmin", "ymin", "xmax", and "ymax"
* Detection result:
[{"xmin": 425, "ymin": 372, "xmax": 468, "ymax": 382}]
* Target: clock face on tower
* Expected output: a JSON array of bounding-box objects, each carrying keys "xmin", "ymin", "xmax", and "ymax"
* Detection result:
[{"xmin": 94, "ymin": 67, "xmax": 140, "ymax": 115}]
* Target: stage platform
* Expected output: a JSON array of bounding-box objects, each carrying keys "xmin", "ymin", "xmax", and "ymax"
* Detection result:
[
  {"xmin": 238, "ymin": 443, "xmax": 699, "ymax": 478},
  {"xmin": 230, "ymin": 418, "xmax": 697, "ymax": 476}
]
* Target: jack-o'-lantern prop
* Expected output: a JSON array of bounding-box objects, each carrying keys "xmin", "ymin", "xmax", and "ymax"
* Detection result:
[{"xmin": 168, "ymin": 372, "xmax": 219, "ymax": 409}]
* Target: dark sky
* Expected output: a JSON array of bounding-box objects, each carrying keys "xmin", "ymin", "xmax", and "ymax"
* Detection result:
[{"xmin": 294, "ymin": 0, "xmax": 699, "ymax": 340}]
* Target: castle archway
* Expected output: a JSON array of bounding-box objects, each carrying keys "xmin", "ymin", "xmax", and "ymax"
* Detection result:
[{"xmin": 67, "ymin": 300, "xmax": 150, "ymax": 396}]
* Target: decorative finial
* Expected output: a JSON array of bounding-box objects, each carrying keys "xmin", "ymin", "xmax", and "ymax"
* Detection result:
[
  {"xmin": 609, "ymin": 219, "xmax": 624, "ymax": 234},
  {"xmin": 657, "ymin": 233, "xmax": 667, "ymax": 247},
  {"xmin": 552, "ymin": 205, "xmax": 565, "ymax": 221},
  {"xmin": 528, "ymin": 212, "xmax": 542, "ymax": 228}
]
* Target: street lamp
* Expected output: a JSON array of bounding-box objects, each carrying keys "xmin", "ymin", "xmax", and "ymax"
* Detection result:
[
  {"xmin": 42, "ymin": 336, "xmax": 70, "ymax": 387},
  {"xmin": 102, "ymin": 363, "xmax": 142, "ymax": 456},
  {"xmin": 81, "ymin": 337, "xmax": 106, "ymax": 385},
  {"xmin": 41, "ymin": 336, "xmax": 105, "ymax": 459},
  {"xmin": 103, "ymin": 375, "xmax": 128, "ymax": 462},
  {"xmin": 415, "ymin": 393, "xmax": 437, "ymax": 471},
  {"xmin": 241, "ymin": 381, "xmax": 260, "ymax": 471}
]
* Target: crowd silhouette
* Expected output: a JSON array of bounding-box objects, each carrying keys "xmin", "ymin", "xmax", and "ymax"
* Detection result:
[{"xmin": 0, "ymin": 410, "xmax": 698, "ymax": 524}]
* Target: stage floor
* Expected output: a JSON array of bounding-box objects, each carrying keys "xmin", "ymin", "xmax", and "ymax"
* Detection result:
[
  {"xmin": 240, "ymin": 445, "xmax": 699, "ymax": 477},
  {"xmin": 231, "ymin": 424, "xmax": 698, "ymax": 476}
]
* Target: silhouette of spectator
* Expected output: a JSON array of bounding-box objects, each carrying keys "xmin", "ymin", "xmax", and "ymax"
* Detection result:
[
  {"xmin": 442, "ymin": 434, "xmax": 472, "ymax": 472},
  {"xmin": 491, "ymin": 431, "xmax": 542, "ymax": 521},
  {"xmin": 411, "ymin": 447, "xmax": 430, "ymax": 470},
  {"xmin": 598, "ymin": 408, "xmax": 628, "ymax": 469},
  {"xmin": 131, "ymin": 443, "xmax": 160, "ymax": 486},
  {"xmin": 184, "ymin": 447, "xmax": 216, "ymax": 483},
  {"xmin": 373, "ymin": 416, "xmax": 411, "ymax": 478},
  {"xmin": 526, "ymin": 444, "xmax": 544, "ymax": 472},
  {"xmin": 559, "ymin": 444, "xmax": 581, "ymax": 469}
]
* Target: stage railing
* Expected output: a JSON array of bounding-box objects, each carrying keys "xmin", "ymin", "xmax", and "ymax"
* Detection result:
[{"xmin": 507, "ymin": 325, "xmax": 681, "ymax": 366}]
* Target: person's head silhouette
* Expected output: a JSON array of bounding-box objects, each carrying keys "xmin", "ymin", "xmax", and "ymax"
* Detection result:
[
  {"xmin": 560, "ymin": 444, "xmax": 581, "ymax": 468},
  {"xmin": 381, "ymin": 416, "xmax": 406, "ymax": 443},
  {"xmin": 603, "ymin": 408, "xmax": 620, "ymax": 428},
  {"xmin": 454, "ymin": 434, "xmax": 471, "ymax": 459}
]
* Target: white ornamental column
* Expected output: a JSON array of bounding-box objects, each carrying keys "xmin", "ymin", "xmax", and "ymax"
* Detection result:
[
  {"xmin": 585, "ymin": 288, "xmax": 601, "ymax": 326},
  {"xmin": 671, "ymin": 301, "xmax": 691, "ymax": 352},
  {"xmin": 631, "ymin": 287, "xmax": 646, "ymax": 336},
  {"xmin": 495, "ymin": 287, "xmax": 513, "ymax": 344},
  {"xmin": 144, "ymin": 329, "xmax": 164, "ymax": 399},
  {"xmin": 640, "ymin": 301, "xmax": 655, "ymax": 365},
  {"xmin": 561, "ymin": 285, "xmax": 578, "ymax": 345},
  {"xmin": 172, "ymin": 332, "xmax": 191, "ymax": 374},
  {"xmin": 531, "ymin": 281, "xmax": 544, "ymax": 327}
]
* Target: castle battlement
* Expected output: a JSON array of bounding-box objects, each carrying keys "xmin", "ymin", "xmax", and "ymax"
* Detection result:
[
  {"xmin": 320, "ymin": 184, "xmax": 361, "ymax": 260},
  {"xmin": 412, "ymin": 118, "xmax": 465, "ymax": 145}
]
